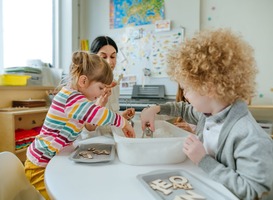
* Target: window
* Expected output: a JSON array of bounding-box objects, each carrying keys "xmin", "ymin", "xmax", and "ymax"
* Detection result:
[{"xmin": 0, "ymin": 0, "xmax": 54, "ymax": 69}]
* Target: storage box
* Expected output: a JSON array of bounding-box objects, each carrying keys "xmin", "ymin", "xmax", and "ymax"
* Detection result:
[
  {"xmin": 25, "ymin": 73, "xmax": 42, "ymax": 86},
  {"xmin": 111, "ymin": 120, "xmax": 190, "ymax": 165},
  {"xmin": 7, "ymin": 73, "xmax": 42, "ymax": 86},
  {"xmin": 0, "ymin": 74, "xmax": 31, "ymax": 86}
]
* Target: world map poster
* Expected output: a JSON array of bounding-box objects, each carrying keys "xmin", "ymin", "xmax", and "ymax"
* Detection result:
[{"xmin": 110, "ymin": 0, "xmax": 165, "ymax": 29}]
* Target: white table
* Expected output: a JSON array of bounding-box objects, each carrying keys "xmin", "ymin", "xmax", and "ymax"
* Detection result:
[{"xmin": 45, "ymin": 145, "xmax": 239, "ymax": 200}]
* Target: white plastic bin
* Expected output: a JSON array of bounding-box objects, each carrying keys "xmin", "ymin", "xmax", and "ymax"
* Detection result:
[{"xmin": 111, "ymin": 120, "xmax": 191, "ymax": 165}]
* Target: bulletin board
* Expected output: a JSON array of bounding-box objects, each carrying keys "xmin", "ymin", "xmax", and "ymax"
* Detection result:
[
  {"xmin": 113, "ymin": 28, "xmax": 184, "ymax": 78},
  {"xmin": 114, "ymin": 27, "xmax": 184, "ymax": 78},
  {"xmin": 112, "ymin": 26, "xmax": 185, "ymax": 95}
]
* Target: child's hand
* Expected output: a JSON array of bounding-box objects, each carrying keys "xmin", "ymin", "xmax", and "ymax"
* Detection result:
[
  {"xmin": 183, "ymin": 134, "xmax": 206, "ymax": 165},
  {"xmin": 122, "ymin": 108, "xmax": 135, "ymax": 120},
  {"xmin": 85, "ymin": 123, "xmax": 97, "ymax": 131},
  {"xmin": 95, "ymin": 88, "xmax": 111, "ymax": 107},
  {"xmin": 140, "ymin": 106, "xmax": 160, "ymax": 132},
  {"xmin": 122, "ymin": 120, "xmax": 135, "ymax": 138},
  {"xmin": 174, "ymin": 121, "xmax": 194, "ymax": 133}
]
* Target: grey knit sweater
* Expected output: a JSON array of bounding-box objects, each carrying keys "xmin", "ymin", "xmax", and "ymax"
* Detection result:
[{"xmin": 159, "ymin": 100, "xmax": 273, "ymax": 200}]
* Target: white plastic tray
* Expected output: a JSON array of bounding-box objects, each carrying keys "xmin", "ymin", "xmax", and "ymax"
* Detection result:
[
  {"xmin": 69, "ymin": 143, "xmax": 115, "ymax": 163},
  {"xmin": 137, "ymin": 169, "xmax": 232, "ymax": 200}
]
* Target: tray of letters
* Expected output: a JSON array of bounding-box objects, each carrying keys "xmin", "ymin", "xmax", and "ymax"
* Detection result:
[
  {"xmin": 69, "ymin": 143, "xmax": 115, "ymax": 163},
  {"xmin": 137, "ymin": 169, "xmax": 232, "ymax": 200}
]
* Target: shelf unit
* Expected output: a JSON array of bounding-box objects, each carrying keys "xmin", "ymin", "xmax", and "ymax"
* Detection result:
[
  {"xmin": 248, "ymin": 105, "xmax": 273, "ymax": 122},
  {"xmin": 248, "ymin": 105, "xmax": 273, "ymax": 138},
  {"xmin": 0, "ymin": 86, "xmax": 54, "ymax": 161},
  {"xmin": 0, "ymin": 107, "xmax": 48, "ymax": 162}
]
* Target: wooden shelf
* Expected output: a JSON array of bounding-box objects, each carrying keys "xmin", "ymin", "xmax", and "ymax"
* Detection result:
[
  {"xmin": 248, "ymin": 105, "xmax": 273, "ymax": 121},
  {"xmin": 0, "ymin": 86, "xmax": 54, "ymax": 108},
  {"xmin": 248, "ymin": 105, "xmax": 273, "ymax": 109},
  {"xmin": 248, "ymin": 105, "xmax": 273, "ymax": 136},
  {"xmin": 0, "ymin": 87, "xmax": 52, "ymax": 162},
  {"xmin": 0, "ymin": 107, "xmax": 48, "ymax": 162},
  {"xmin": 0, "ymin": 86, "xmax": 55, "ymax": 90}
]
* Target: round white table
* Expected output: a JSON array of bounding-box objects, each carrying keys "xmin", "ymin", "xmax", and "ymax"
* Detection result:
[{"xmin": 45, "ymin": 144, "xmax": 239, "ymax": 200}]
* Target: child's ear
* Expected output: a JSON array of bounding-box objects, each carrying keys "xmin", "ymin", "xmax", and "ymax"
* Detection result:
[{"xmin": 78, "ymin": 75, "xmax": 88, "ymax": 88}]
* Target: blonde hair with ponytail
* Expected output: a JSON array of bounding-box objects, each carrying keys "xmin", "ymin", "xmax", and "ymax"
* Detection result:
[{"xmin": 67, "ymin": 51, "xmax": 113, "ymax": 88}]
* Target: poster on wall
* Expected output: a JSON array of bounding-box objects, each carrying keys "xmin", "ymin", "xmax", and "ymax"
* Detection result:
[
  {"xmin": 110, "ymin": 0, "xmax": 165, "ymax": 29},
  {"xmin": 114, "ymin": 27, "xmax": 184, "ymax": 79},
  {"xmin": 120, "ymin": 74, "xmax": 137, "ymax": 89},
  {"xmin": 150, "ymin": 28, "xmax": 184, "ymax": 77}
]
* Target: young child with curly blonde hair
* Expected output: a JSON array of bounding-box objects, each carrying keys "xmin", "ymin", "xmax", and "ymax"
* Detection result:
[{"xmin": 141, "ymin": 28, "xmax": 273, "ymax": 200}]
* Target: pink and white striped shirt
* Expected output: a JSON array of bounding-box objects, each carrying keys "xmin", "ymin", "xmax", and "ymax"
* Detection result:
[{"xmin": 27, "ymin": 86, "xmax": 125, "ymax": 167}]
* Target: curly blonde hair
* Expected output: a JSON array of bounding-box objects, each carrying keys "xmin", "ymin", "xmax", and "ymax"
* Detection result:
[{"xmin": 167, "ymin": 28, "xmax": 258, "ymax": 104}]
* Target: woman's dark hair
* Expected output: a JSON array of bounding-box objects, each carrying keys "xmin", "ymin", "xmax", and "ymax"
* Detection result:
[{"xmin": 90, "ymin": 36, "xmax": 118, "ymax": 54}]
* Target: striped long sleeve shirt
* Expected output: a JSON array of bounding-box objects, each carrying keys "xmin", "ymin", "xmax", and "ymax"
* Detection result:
[{"xmin": 27, "ymin": 86, "xmax": 126, "ymax": 167}]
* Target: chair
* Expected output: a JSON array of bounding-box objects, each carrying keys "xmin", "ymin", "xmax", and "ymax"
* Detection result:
[{"xmin": 0, "ymin": 151, "xmax": 44, "ymax": 200}]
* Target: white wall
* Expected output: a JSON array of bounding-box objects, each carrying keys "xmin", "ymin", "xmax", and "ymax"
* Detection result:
[
  {"xmin": 58, "ymin": 0, "xmax": 79, "ymax": 73},
  {"xmin": 60, "ymin": 0, "xmax": 273, "ymax": 104},
  {"xmin": 79, "ymin": 0, "xmax": 200, "ymax": 96},
  {"xmin": 200, "ymin": 0, "xmax": 273, "ymax": 104},
  {"xmin": 80, "ymin": 0, "xmax": 200, "ymax": 40}
]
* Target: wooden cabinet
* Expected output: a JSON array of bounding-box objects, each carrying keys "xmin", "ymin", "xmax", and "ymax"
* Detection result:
[
  {"xmin": 248, "ymin": 105, "xmax": 273, "ymax": 137},
  {"xmin": 0, "ymin": 86, "xmax": 54, "ymax": 161},
  {"xmin": 0, "ymin": 108, "xmax": 48, "ymax": 162},
  {"xmin": 248, "ymin": 105, "xmax": 273, "ymax": 121}
]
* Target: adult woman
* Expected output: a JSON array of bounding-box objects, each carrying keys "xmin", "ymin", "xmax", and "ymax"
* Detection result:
[{"xmin": 83, "ymin": 36, "xmax": 135, "ymax": 134}]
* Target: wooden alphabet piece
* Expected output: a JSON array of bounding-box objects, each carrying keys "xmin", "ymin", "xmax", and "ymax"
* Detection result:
[
  {"xmin": 79, "ymin": 151, "xmax": 93, "ymax": 159},
  {"xmin": 169, "ymin": 176, "xmax": 193, "ymax": 190},
  {"xmin": 149, "ymin": 175, "xmax": 205, "ymax": 199},
  {"xmin": 87, "ymin": 147, "xmax": 110, "ymax": 155},
  {"xmin": 173, "ymin": 191, "xmax": 206, "ymax": 200},
  {"xmin": 150, "ymin": 179, "xmax": 173, "ymax": 195},
  {"xmin": 79, "ymin": 147, "xmax": 110, "ymax": 159}
]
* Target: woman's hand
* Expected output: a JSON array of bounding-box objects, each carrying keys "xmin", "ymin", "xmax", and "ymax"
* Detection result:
[
  {"xmin": 122, "ymin": 108, "xmax": 135, "ymax": 120},
  {"xmin": 140, "ymin": 105, "xmax": 160, "ymax": 132},
  {"xmin": 183, "ymin": 134, "xmax": 206, "ymax": 165},
  {"xmin": 122, "ymin": 120, "xmax": 135, "ymax": 138}
]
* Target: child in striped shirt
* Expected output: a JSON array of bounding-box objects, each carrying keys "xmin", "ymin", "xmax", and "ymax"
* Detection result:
[{"xmin": 24, "ymin": 51, "xmax": 135, "ymax": 200}]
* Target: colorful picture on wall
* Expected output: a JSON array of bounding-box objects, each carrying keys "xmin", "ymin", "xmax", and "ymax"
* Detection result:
[
  {"xmin": 110, "ymin": 0, "xmax": 165, "ymax": 29},
  {"xmin": 150, "ymin": 28, "xmax": 184, "ymax": 77},
  {"xmin": 120, "ymin": 74, "xmax": 137, "ymax": 89},
  {"xmin": 115, "ymin": 27, "xmax": 184, "ymax": 78},
  {"xmin": 155, "ymin": 19, "xmax": 171, "ymax": 32}
]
